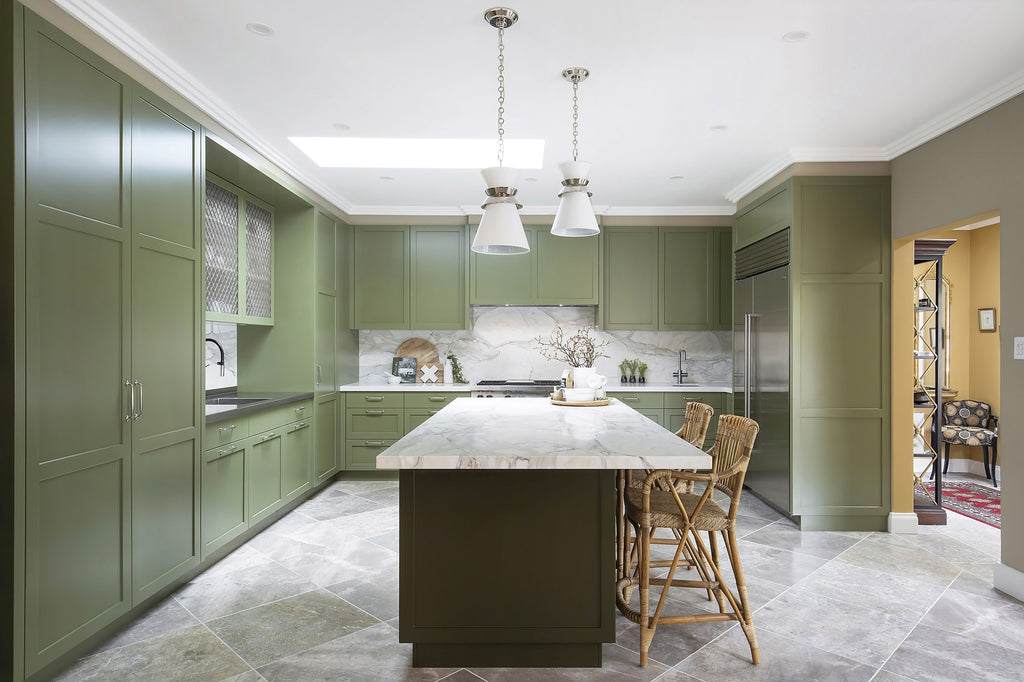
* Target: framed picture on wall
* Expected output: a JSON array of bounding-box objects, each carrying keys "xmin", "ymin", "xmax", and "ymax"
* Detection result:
[{"xmin": 978, "ymin": 307, "xmax": 997, "ymax": 332}]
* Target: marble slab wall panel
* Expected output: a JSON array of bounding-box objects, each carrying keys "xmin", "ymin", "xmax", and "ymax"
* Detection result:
[
  {"xmin": 358, "ymin": 306, "xmax": 732, "ymax": 385},
  {"xmin": 205, "ymin": 321, "xmax": 238, "ymax": 390}
]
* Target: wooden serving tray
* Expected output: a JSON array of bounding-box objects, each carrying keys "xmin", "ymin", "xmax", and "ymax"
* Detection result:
[{"xmin": 550, "ymin": 398, "xmax": 611, "ymax": 407}]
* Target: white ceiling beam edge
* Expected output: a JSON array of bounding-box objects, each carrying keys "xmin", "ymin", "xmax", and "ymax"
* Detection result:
[{"xmin": 53, "ymin": 0, "xmax": 1024, "ymax": 218}]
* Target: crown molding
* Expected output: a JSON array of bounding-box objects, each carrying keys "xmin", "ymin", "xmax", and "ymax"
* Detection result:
[
  {"xmin": 601, "ymin": 205, "xmax": 736, "ymax": 217},
  {"xmin": 724, "ymin": 153, "xmax": 797, "ymax": 204}
]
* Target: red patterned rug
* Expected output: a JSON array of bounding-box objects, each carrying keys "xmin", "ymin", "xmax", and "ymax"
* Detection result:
[{"xmin": 927, "ymin": 481, "xmax": 1001, "ymax": 528}]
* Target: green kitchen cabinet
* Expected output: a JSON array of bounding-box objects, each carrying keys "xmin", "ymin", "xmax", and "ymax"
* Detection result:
[
  {"xmin": 21, "ymin": 13, "xmax": 204, "ymax": 675},
  {"xmin": 347, "ymin": 439, "xmax": 397, "ymax": 471},
  {"xmin": 315, "ymin": 398, "xmax": 339, "ymax": 484},
  {"xmin": 204, "ymin": 174, "xmax": 276, "ymax": 325},
  {"xmin": 201, "ymin": 443, "xmax": 248, "ymax": 559},
  {"xmin": 314, "ymin": 210, "xmax": 340, "ymax": 483},
  {"xmin": 664, "ymin": 391, "xmax": 729, "ymax": 448},
  {"xmin": 602, "ymin": 227, "xmax": 659, "ymax": 329},
  {"xmin": 470, "ymin": 225, "xmax": 599, "ymax": 305},
  {"xmin": 247, "ymin": 429, "xmax": 284, "ymax": 524},
  {"xmin": 717, "ymin": 227, "xmax": 733, "ymax": 330},
  {"xmin": 350, "ymin": 225, "xmax": 468, "ymax": 329},
  {"xmin": 660, "ymin": 227, "xmax": 715, "ymax": 330},
  {"xmin": 345, "ymin": 407, "xmax": 405, "ymax": 440},
  {"xmin": 282, "ymin": 418, "xmax": 313, "ymax": 501}
]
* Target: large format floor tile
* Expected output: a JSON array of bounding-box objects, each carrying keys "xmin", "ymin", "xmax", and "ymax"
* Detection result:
[{"xmin": 53, "ymin": 477, "xmax": 1020, "ymax": 681}]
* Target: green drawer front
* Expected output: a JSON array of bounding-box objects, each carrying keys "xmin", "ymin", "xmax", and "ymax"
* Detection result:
[
  {"xmin": 249, "ymin": 400, "xmax": 313, "ymax": 433},
  {"xmin": 405, "ymin": 408, "xmax": 442, "ymax": 433},
  {"xmin": 345, "ymin": 408, "xmax": 405, "ymax": 439},
  {"xmin": 204, "ymin": 417, "xmax": 249, "ymax": 448},
  {"xmin": 347, "ymin": 439, "xmax": 397, "ymax": 470},
  {"xmin": 635, "ymin": 408, "xmax": 665, "ymax": 427},
  {"xmin": 607, "ymin": 392, "xmax": 664, "ymax": 409},
  {"xmin": 663, "ymin": 391, "xmax": 727, "ymax": 411},
  {"xmin": 404, "ymin": 392, "xmax": 470, "ymax": 409},
  {"xmin": 345, "ymin": 392, "xmax": 405, "ymax": 408}
]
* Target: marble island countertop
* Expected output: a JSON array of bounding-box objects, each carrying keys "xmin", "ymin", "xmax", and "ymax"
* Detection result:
[
  {"xmin": 376, "ymin": 397, "xmax": 712, "ymax": 470},
  {"xmin": 340, "ymin": 380, "xmax": 730, "ymax": 393}
]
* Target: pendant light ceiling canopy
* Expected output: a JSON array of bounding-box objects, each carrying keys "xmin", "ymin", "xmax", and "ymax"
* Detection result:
[
  {"xmin": 551, "ymin": 67, "xmax": 599, "ymax": 238},
  {"xmin": 471, "ymin": 7, "xmax": 530, "ymax": 256}
]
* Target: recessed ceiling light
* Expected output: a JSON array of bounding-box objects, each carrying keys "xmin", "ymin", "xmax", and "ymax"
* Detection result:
[
  {"xmin": 288, "ymin": 137, "xmax": 545, "ymax": 169},
  {"xmin": 523, "ymin": 177, "xmax": 539, "ymax": 182},
  {"xmin": 379, "ymin": 175, "xmax": 395, "ymax": 181},
  {"xmin": 669, "ymin": 175, "xmax": 685, "ymax": 181},
  {"xmin": 246, "ymin": 22, "xmax": 274, "ymax": 36},
  {"xmin": 782, "ymin": 30, "xmax": 809, "ymax": 43},
  {"xmin": 332, "ymin": 123, "xmax": 351, "ymax": 131},
  {"xmin": 709, "ymin": 125, "xmax": 729, "ymax": 133}
]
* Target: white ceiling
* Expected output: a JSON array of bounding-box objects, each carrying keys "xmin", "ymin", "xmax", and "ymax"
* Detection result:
[{"xmin": 50, "ymin": 0, "xmax": 1024, "ymax": 217}]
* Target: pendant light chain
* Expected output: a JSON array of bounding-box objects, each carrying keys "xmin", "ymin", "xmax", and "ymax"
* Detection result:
[
  {"xmin": 496, "ymin": 25, "xmax": 506, "ymax": 166},
  {"xmin": 571, "ymin": 78, "xmax": 580, "ymax": 162}
]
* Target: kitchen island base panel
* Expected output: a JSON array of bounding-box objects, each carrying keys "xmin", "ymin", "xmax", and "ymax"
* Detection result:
[{"xmin": 399, "ymin": 470, "xmax": 616, "ymax": 668}]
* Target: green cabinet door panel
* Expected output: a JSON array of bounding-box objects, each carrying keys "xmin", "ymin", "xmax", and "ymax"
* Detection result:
[
  {"xmin": 660, "ymin": 227, "xmax": 714, "ymax": 330},
  {"xmin": 316, "ymin": 291, "xmax": 337, "ymax": 394},
  {"xmin": 201, "ymin": 444, "xmax": 247, "ymax": 560},
  {"xmin": 535, "ymin": 228, "xmax": 600, "ymax": 304},
  {"xmin": 733, "ymin": 185, "xmax": 792, "ymax": 250},
  {"xmin": 315, "ymin": 397, "xmax": 339, "ymax": 483},
  {"xmin": 282, "ymin": 420, "xmax": 313, "ymax": 501},
  {"xmin": 316, "ymin": 210, "xmax": 338, "ymax": 296},
  {"xmin": 346, "ymin": 440, "xmax": 396, "ymax": 471},
  {"xmin": 469, "ymin": 225, "xmax": 536, "ymax": 304},
  {"xmin": 410, "ymin": 226, "xmax": 467, "ymax": 329},
  {"xmin": 717, "ymin": 227, "xmax": 733, "ymax": 330},
  {"xmin": 248, "ymin": 432, "xmax": 283, "ymax": 523},
  {"xmin": 602, "ymin": 227, "xmax": 659, "ymax": 330},
  {"xmin": 405, "ymin": 409, "xmax": 441, "ymax": 433},
  {"xmin": 131, "ymin": 440, "xmax": 197, "ymax": 601},
  {"xmin": 351, "ymin": 226, "xmax": 409, "ymax": 328},
  {"xmin": 345, "ymin": 408, "xmax": 405, "ymax": 440}
]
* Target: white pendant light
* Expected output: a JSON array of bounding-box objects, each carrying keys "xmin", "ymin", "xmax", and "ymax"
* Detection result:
[
  {"xmin": 471, "ymin": 7, "xmax": 530, "ymax": 256},
  {"xmin": 552, "ymin": 67, "xmax": 599, "ymax": 238}
]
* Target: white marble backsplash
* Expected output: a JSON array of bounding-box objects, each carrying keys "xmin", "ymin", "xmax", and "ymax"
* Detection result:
[
  {"xmin": 359, "ymin": 306, "xmax": 732, "ymax": 385},
  {"xmin": 204, "ymin": 322, "xmax": 238, "ymax": 390}
]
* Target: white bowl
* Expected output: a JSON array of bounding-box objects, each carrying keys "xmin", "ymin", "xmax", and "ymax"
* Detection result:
[{"xmin": 563, "ymin": 388, "xmax": 596, "ymax": 402}]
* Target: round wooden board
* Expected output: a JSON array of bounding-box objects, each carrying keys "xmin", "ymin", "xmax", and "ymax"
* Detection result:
[
  {"xmin": 550, "ymin": 398, "xmax": 612, "ymax": 407},
  {"xmin": 395, "ymin": 338, "xmax": 440, "ymax": 382}
]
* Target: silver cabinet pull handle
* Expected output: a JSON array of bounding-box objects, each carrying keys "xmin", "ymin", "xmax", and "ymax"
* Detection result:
[
  {"xmin": 622, "ymin": 396, "xmax": 639, "ymax": 402},
  {"xmin": 261, "ymin": 432, "xmax": 277, "ymax": 441},
  {"xmin": 428, "ymin": 396, "xmax": 446, "ymax": 402},
  {"xmin": 125, "ymin": 379, "xmax": 133, "ymax": 421},
  {"xmin": 365, "ymin": 396, "xmax": 384, "ymax": 402},
  {"xmin": 744, "ymin": 313, "xmax": 753, "ymax": 419},
  {"xmin": 218, "ymin": 445, "xmax": 238, "ymax": 457},
  {"xmin": 294, "ymin": 405, "xmax": 306, "ymax": 412},
  {"xmin": 291, "ymin": 422, "xmax": 309, "ymax": 431},
  {"xmin": 218, "ymin": 424, "xmax": 237, "ymax": 433},
  {"xmin": 316, "ymin": 364, "xmax": 322, "ymax": 385},
  {"xmin": 135, "ymin": 380, "xmax": 143, "ymax": 419},
  {"xmin": 428, "ymin": 410, "xmax": 439, "ymax": 415},
  {"xmin": 364, "ymin": 440, "xmax": 385, "ymax": 446},
  {"xmin": 364, "ymin": 409, "xmax": 385, "ymax": 415}
]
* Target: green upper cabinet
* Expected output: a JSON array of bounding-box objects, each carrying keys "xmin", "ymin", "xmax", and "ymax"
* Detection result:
[
  {"xmin": 470, "ymin": 225, "xmax": 599, "ymax": 305},
  {"xmin": 204, "ymin": 174, "xmax": 275, "ymax": 325},
  {"xmin": 602, "ymin": 226, "xmax": 659, "ymax": 330},
  {"xmin": 350, "ymin": 225, "xmax": 467, "ymax": 329},
  {"xmin": 660, "ymin": 227, "xmax": 714, "ymax": 330},
  {"xmin": 603, "ymin": 225, "xmax": 730, "ymax": 331},
  {"xmin": 716, "ymin": 227, "xmax": 733, "ymax": 330},
  {"xmin": 410, "ymin": 226, "xmax": 468, "ymax": 329}
]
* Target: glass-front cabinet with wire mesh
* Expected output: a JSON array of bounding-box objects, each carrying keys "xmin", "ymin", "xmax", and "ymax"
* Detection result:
[
  {"xmin": 204, "ymin": 174, "xmax": 275, "ymax": 324},
  {"xmin": 912, "ymin": 238, "xmax": 955, "ymax": 524}
]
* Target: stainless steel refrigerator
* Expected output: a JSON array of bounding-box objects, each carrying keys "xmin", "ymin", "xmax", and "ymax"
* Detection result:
[{"xmin": 733, "ymin": 229, "xmax": 791, "ymax": 515}]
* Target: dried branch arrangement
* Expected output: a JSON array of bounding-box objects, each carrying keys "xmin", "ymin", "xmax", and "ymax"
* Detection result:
[{"xmin": 534, "ymin": 326, "xmax": 611, "ymax": 368}]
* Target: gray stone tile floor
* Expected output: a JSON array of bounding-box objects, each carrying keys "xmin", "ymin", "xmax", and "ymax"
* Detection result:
[{"xmin": 55, "ymin": 473, "xmax": 1020, "ymax": 682}]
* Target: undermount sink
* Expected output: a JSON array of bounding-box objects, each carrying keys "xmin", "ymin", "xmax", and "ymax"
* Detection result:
[{"xmin": 205, "ymin": 396, "xmax": 267, "ymax": 405}]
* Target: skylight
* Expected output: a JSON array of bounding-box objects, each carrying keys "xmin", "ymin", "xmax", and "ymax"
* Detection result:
[{"xmin": 289, "ymin": 137, "xmax": 545, "ymax": 169}]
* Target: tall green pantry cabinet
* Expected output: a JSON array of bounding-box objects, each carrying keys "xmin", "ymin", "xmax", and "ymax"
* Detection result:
[{"xmin": 11, "ymin": 9, "xmax": 203, "ymax": 679}]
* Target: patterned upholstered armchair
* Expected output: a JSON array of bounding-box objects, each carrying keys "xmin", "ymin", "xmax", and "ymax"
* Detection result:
[{"xmin": 940, "ymin": 399, "xmax": 999, "ymax": 486}]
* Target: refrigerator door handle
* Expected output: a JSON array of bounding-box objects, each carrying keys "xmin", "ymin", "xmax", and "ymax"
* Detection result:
[{"xmin": 744, "ymin": 313, "xmax": 753, "ymax": 419}]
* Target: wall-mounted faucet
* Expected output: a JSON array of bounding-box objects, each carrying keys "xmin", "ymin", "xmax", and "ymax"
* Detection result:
[
  {"xmin": 672, "ymin": 350, "xmax": 688, "ymax": 383},
  {"xmin": 205, "ymin": 337, "xmax": 226, "ymax": 376}
]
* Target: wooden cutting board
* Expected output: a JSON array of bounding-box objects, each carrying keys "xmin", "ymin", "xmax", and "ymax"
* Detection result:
[{"xmin": 395, "ymin": 338, "xmax": 441, "ymax": 382}]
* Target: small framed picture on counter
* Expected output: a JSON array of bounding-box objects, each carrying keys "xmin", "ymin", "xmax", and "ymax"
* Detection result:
[
  {"xmin": 392, "ymin": 356, "xmax": 417, "ymax": 383},
  {"xmin": 978, "ymin": 307, "xmax": 997, "ymax": 332}
]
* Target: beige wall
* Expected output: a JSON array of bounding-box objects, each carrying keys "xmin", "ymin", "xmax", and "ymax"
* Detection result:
[{"xmin": 892, "ymin": 93, "xmax": 1022, "ymax": 576}]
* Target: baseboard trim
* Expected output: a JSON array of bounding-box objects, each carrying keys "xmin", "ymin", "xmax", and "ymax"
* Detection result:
[
  {"xmin": 888, "ymin": 512, "xmax": 919, "ymax": 534},
  {"xmin": 994, "ymin": 563, "xmax": 1024, "ymax": 602}
]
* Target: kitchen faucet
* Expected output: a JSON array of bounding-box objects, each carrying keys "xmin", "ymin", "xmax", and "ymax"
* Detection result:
[
  {"xmin": 205, "ymin": 337, "xmax": 226, "ymax": 376},
  {"xmin": 672, "ymin": 350, "xmax": 688, "ymax": 383}
]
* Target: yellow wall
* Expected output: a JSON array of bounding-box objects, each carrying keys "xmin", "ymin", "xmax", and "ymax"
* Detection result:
[{"xmin": 970, "ymin": 225, "xmax": 1001, "ymax": 419}]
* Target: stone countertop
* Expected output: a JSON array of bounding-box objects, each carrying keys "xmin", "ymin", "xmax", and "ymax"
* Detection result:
[
  {"xmin": 205, "ymin": 391, "xmax": 313, "ymax": 424},
  {"xmin": 340, "ymin": 381, "xmax": 730, "ymax": 393},
  {"xmin": 376, "ymin": 397, "xmax": 713, "ymax": 470}
]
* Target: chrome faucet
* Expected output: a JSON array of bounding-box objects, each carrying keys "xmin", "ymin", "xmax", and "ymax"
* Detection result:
[
  {"xmin": 672, "ymin": 350, "xmax": 688, "ymax": 383},
  {"xmin": 205, "ymin": 337, "xmax": 226, "ymax": 376}
]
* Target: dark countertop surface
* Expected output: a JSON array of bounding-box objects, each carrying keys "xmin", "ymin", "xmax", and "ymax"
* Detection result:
[{"xmin": 204, "ymin": 391, "xmax": 314, "ymax": 424}]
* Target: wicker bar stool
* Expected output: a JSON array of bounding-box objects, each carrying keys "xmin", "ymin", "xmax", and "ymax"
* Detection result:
[
  {"xmin": 616, "ymin": 401, "xmax": 714, "ymax": 585},
  {"xmin": 615, "ymin": 414, "xmax": 761, "ymax": 666}
]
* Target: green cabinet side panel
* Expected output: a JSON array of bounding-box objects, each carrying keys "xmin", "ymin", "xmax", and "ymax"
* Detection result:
[
  {"xmin": 469, "ymin": 226, "xmax": 535, "ymax": 304},
  {"xmin": 316, "ymin": 292, "xmax": 337, "ymax": 393},
  {"xmin": 315, "ymin": 396, "xmax": 339, "ymax": 483},
  {"xmin": 602, "ymin": 227, "xmax": 659, "ymax": 330},
  {"xmin": 131, "ymin": 440, "xmax": 197, "ymax": 600},
  {"xmin": 248, "ymin": 434, "xmax": 283, "ymax": 523},
  {"xmin": 201, "ymin": 446, "xmax": 247, "ymax": 559},
  {"xmin": 351, "ymin": 226, "xmax": 409, "ymax": 328},
  {"xmin": 660, "ymin": 227, "xmax": 714, "ymax": 330},
  {"xmin": 316, "ymin": 210, "xmax": 337, "ymax": 296},
  {"xmin": 282, "ymin": 421, "xmax": 313, "ymax": 500},
  {"xmin": 535, "ymin": 229, "xmax": 600, "ymax": 304},
  {"xmin": 410, "ymin": 226, "xmax": 467, "ymax": 329},
  {"xmin": 795, "ymin": 416, "xmax": 886, "ymax": 513}
]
